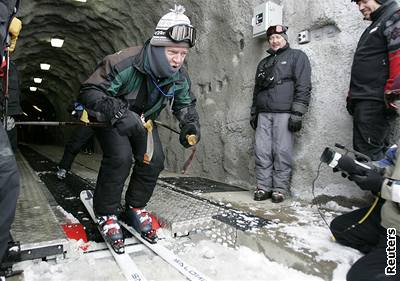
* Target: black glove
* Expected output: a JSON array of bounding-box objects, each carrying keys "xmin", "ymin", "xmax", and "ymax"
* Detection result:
[
  {"xmin": 346, "ymin": 96, "xmax": 354, "ymax": 116},
  {"xmin": 288, "ymin": 113, "xmax": 302, "ymax": 132},
  {"xmin": 180, "ymin": 123, "xmax": 200, "ymax": 148},
  {"xmin": 114, "ymin": 110, "xmax": 146, "ymax": 137},
  {"xmin": 350, "ymin": 169, "xmax": 384, "ymax": 193},
  {"xmin": 250, "ymin": 114, "xmax": 258, "ymax": 130}
]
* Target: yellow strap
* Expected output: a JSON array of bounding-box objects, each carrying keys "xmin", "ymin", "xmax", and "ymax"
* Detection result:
[
  {"xmin": 358, "ymin": 194, "xmax": 380, "ymax": 224},
  {"xmin": 9, "ymin": 17, "xmax": 22, "ymax": 36},
  {"xmin": 331, "ymin": 194, "xmax": 380, "ymax": 242},
  {"xmin": 8, "ymin": 17, "xmax": 22, "ymax": 53},
  {"xmin": 80, "ymin": 110, "xmax": 90, "ymax": 124}
]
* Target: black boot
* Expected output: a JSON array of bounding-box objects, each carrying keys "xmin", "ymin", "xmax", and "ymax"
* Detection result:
[
  {"xmin": 271, "ymin": 191, "xmax": 285, "ymax": 203},
  {"xmin": 124, "ymin": 207, "xmax": 158, "ymax": 243},
  {"xmin": 253, "ymin": 189, "xmax": 272, "ymax": 201}
]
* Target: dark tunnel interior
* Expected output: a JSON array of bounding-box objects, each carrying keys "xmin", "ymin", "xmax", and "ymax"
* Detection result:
[{"xmin": 9, "ymin": 0, "xmax": 186, "ymax": 145}]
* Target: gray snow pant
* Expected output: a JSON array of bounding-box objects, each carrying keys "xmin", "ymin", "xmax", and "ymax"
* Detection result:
[
  {"xmin": 254, "ymin": 112, "xmax": 293, "ymax": 194},
  {"xmin": 0, "ymin": 125, "xmax": 19, "ymax": 263}
]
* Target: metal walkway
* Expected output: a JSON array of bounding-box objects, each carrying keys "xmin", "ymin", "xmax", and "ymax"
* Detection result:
[{"xmin": 11, "ymin": 151, "xmax": 67, "ymax": 261}]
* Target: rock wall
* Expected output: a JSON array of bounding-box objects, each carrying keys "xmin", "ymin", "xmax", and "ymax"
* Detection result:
[
  {"xmin": 15, "ymin": 0, "xmax": 391, "ymax": 200},
  {"xmin": 160, "ymin": 0, "xmax": 374, "ymax": 200}
]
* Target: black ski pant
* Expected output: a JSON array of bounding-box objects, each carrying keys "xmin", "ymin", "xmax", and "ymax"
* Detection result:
[
  {"xmin": 93, "ymin": 125, "xmax": 164, "ymax": 216},
  {"xmin": 59, "ymin": 126, "xmax": 95, "ymax": 171},
  {"xmin": 352, "ymin": 100, "xmax": 393, "ymax": 161},
  {"xmin": 330, "ymin": 199, "xmax": 400, "ymax": 281},
  {"xmin": 0, "ymin": 125, "xmax": 19, "ymax": 264}
]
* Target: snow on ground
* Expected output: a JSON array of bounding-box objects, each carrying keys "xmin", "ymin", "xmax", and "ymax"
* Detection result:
[
  {"xmin": 14, "ymin": 238, "xmax": 325, "ymax": 281},
  {"xmin": 272, "ymin": 202, "xmax": 362, "ymax": 280},
  {"xmin": 12, "ymin": 200, "xmax": 363, "ymax": 281}
]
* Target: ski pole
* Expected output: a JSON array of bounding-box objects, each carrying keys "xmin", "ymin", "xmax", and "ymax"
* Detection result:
[
  {"xmin": 153, "ymin": 120, "xmax": 197, "ymax": 146},
  {"xmin": 153, "ymin": 120, "xmax": 179, "ymax": 134},
  {"xmin": 15, "ymin": 120, "xmax": 197, "ymax": 145},
  {"xmin": 15, "ymin": 121, "xmax": 106, "ymax": 127}
]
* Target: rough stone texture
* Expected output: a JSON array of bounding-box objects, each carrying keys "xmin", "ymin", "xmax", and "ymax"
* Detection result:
[{"xmin": 12, "ymin": 0, "xmax": 389, "ymax": 200}]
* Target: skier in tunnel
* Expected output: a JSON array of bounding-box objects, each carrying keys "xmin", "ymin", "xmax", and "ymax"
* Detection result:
[{"xmin": 79, "ymin": 5, "xmax": 200, "ymax": 250}]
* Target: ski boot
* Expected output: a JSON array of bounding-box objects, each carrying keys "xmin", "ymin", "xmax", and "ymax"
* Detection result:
[
  {"xmin": 97, "ymin": 215, "xmax": 125, "ymax": 254},
  {"xmin": 56, "ymin": 167, "xmax": 67, "ymax": 180},
  {"xmin": 125, "ymin": 207, "xmax": 158, "ymax": 243}
]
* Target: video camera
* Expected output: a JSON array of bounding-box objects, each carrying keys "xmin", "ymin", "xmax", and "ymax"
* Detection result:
[{"xmin": 320, "ymin": 143, "xmax": 384, "ymax": 176}]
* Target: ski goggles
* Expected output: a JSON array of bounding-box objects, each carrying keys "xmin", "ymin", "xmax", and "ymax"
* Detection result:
[
  {"xmin": 266, "ymin": 25, "xmax": 288, "ymax": 37},
  {"xmin": 166, "ymin": 24, "xmax": 196, "ymax": 47}
]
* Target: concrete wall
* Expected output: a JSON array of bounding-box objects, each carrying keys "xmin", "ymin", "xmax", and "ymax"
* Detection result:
[
  {"xmin": 160, "ymin": 0, "xmax": 376, "ymax": 200},
  {"xmin": 16, "ymin": 0, "xmax": 395, "ymax": 200}
]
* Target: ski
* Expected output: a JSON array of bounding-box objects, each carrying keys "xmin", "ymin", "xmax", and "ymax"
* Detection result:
[
  {"xmin": 119, "ymin": 218, "xmax": 212, "ymax": 281},
  {"xmin": 80, "ymin": 190, "xmax": 147, "ymax": 281}
]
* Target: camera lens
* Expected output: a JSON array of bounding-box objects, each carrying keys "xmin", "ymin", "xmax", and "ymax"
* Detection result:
[{"xmin": 320, "ymin": 147, "xmax": 335, "ymax": 164}]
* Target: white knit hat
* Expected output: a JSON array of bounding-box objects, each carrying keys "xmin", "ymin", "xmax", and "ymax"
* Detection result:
[{"xmin": 150, "ymin": 5, "xmax": 193, "ymax": 47}]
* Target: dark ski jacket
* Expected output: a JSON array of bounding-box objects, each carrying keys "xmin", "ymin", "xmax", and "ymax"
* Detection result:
[
  {"xmin": 251, "ymin": 44, "xmax": 312, "ymax": 115},
  {"xmin": 79, "ymin": 40, "xmax": 199, "ymax": 127},
  {"xmin": 349, "ymin": 0, "xmax": 400, "ymax": 101}
]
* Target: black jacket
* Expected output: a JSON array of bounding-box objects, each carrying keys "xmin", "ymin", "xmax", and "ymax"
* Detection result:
[
  {"xmin": 349, "ymin": 0, "xmax": 400, "ymax": 101},
  {"xmin": 251, "ymin": 44, "xmax": 312, "ymax": 114},
  {"xmin": 1, "ymin": 61, "xmax": 22, "ymax": 116}
]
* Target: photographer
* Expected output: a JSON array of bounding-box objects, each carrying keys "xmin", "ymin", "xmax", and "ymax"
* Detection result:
[{"xmin": 329, "ymin": 144, "xmax": 400, "ymax": 279}]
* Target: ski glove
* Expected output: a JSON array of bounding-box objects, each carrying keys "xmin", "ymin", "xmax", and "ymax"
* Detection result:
[
  {"xmin": 6, "ymin": 116, "xmax": 15, "ymax": 131},
  {"xmin": 350, "ymin": 169, "xmax": 384, "ymax": 193},
  {"xmin": 71, "ymin": 102, "xmax": 84, "ymax": 120},
  {"xmin": 180, "ymin": 123, "xmax": 200, "ymax": 148},
  {"xmin": 250, "ymin": 114, "xmax": 258, "ymax": 130},
  {"xmin": 288, "ymin": 113, "xmax": 302, "ymax": 132},
  {"xmin": 114, "ymin": 110, "xmax": 146, "ymax": 137}
]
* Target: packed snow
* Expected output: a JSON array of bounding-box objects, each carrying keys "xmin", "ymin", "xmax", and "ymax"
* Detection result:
[{"xmin": 11, "ymin": 201, "xmax": 363, "ymax": 281}]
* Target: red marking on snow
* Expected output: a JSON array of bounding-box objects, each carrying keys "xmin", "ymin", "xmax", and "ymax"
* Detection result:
[{"xmin": 61, "ymin": 223, "xmax": 89, "ymax": 250}]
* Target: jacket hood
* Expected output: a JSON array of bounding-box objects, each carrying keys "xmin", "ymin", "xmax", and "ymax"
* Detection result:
[{"xmin": 131, "ymin": 39, "xmax": 151, "ymax": 74}]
